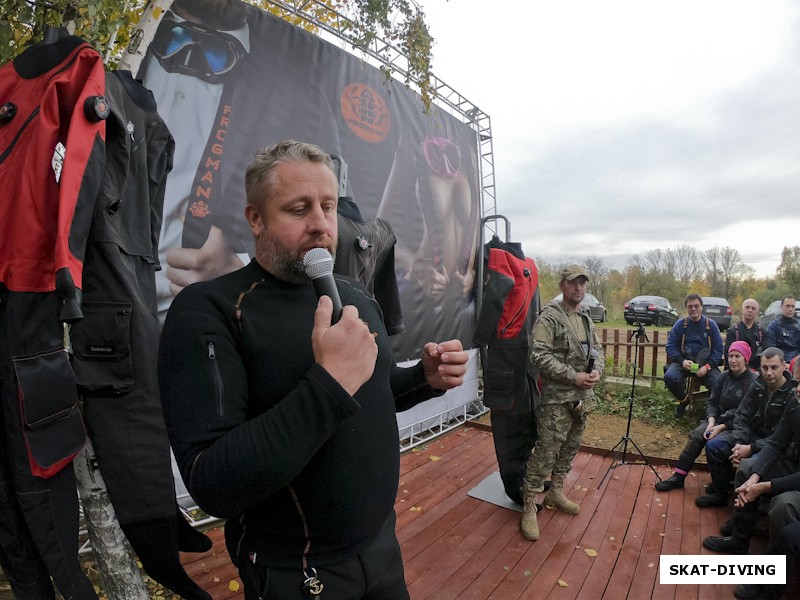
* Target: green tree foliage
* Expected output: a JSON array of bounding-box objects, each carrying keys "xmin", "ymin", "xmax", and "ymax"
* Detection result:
[
  {"xmin": 1, "ymin": 0, "xmax": 434, "ymax": 105},
  {"xmin": 776, "ymin": 245, "xmax": 800, "ymax": 291}
]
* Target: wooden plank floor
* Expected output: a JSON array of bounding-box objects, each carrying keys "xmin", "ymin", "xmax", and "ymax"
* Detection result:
[{"xmin": 181, "ymin": 425, "xmax": 785, "ymax": 599}]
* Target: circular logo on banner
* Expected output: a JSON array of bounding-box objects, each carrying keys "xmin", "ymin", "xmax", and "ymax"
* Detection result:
[{"xmin": 341, "ymin": 83, "xmax": 391, "ymax": 143}]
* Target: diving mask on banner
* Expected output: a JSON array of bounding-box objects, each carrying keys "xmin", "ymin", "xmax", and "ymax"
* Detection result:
[
  {"xmin": 422, "ymin": 135, "xmax": 462, "ymax": 179},
  {"xmin": 150, "ymin": 14, "xmax": 246, "ymax": 83}
]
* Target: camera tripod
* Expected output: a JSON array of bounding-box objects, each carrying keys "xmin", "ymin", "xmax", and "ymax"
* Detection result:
[{"xmin": 599, "ymin": 313, "xmax": 661, "ymax": 487}]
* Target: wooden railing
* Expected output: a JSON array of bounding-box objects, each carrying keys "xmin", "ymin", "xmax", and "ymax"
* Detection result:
[{"xmin": 598, "ymin": 328, "xmax": 668, "ymax": 379}]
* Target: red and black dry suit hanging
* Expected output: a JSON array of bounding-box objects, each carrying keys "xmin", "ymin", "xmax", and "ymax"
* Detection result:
[
  {"xmin": 473, "ymin": 237, "xmax": 541, "ymax": 505},
  {"xmin": 0, "ymin": 34, "xmax": 107, "ymax": 600}
]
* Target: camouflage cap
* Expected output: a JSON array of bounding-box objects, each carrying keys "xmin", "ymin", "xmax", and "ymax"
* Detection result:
[{"xmin": 560, "ymin": 264, "xmax": 589, "ymax": 282}]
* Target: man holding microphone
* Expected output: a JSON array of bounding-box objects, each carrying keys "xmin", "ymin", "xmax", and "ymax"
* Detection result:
[{"xmin": 158, "ymin": 140, "xmax": 468, "ymax": 599}]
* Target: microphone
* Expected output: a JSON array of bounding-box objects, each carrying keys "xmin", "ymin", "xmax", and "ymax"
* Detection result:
[
  {"xmin": 303, "ymin": 248, "xmax": 343, "ymax": 324},
  {"xmin": 586, "ymin": 348, "xmax": 598, "ymax": 373}
]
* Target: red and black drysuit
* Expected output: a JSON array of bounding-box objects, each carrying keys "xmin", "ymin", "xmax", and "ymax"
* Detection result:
[
  {"xmin": 0, "ymin": 35, "xmax": 106, "ymax": 600},
  {"xmin": 68, "ymin": 69, "xmax": 210, "ymax": 600},
  {"xmin": 473, "ymin": 238, "xmax": 541, "ymax": 504}
]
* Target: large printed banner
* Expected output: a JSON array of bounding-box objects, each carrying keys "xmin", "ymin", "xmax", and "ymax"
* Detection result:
[{"xmin": 125, "ymin": 0, "xmax": 480, "ymax": 361}]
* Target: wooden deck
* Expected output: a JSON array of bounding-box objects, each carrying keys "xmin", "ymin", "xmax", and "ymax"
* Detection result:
[{"xmin": 181, "ymin": 424, "xmax": 783, "ymax": 599}]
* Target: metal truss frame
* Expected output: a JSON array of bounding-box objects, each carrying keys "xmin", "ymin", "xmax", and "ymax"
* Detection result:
[{"xmin": 262, "ymin": 0, "xmax": 498, "ymax": 228}]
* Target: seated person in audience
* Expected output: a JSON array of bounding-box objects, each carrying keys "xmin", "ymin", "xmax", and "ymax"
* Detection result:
[
  {"xmin": 696, "ymin": 347, "xmax": 794, "ymax": 508},
  {"xmin": 764, "ymin": 295, "xmax": 800, "ymax": 366},
  {"xmin": 702, "ymin": 358, "xmax": 800, "ymax": 582},
  {"xmin": 664, "ymin": 293, "xmax": 724, "ymax": 417},
  {"xmin": 655, "ymin": 341, "xmax": 755, "ymax": 492},
  {"xmin": 724, "ymin": 298, "xmax": 764, "ymax": 370}
]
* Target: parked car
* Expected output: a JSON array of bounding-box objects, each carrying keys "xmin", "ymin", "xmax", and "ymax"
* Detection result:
[
  {"xmin": 552, "ymin": 292, "xmax": 607, "ymax": 322},
  {"xmin": 701, "ymin": 296, "xmax": 732, "ymax": 331},
  {"xmin": 623, "ymin": 295, "xmax": 678, "ymax": 327},
  {"xmin": 759, "ymin": 299, "xmax": 800, "ymax": 327}
]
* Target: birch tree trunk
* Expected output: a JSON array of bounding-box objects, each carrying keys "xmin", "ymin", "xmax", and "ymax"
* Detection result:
[{"xmin": 74, "ymin": 437, "xmax": 149, "ymax": 599}]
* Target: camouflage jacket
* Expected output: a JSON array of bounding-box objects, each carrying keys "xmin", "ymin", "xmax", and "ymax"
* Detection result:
[{"xmin": 530, "ymin": 300, "xmax": 604, "ymax": 408}]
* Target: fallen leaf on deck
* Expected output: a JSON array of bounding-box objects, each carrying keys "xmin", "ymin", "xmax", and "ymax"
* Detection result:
[
  {"xmin": 585, "ymin": 548, "xmax": 598, "ymax": 557},
  {"xmin": 558, "ymin": 579, "xmax": 568, "ymax": 587},
  {"xmin": 524, "ymin": 570, "xmax": 531, "ymax": 577},
  {"xmin": 429, "ymin": 456, "xmax": 441, "ymax": 461},
  {"xmin": 229, "ymin": 580, "xmax": 240, "ymax": 592}
]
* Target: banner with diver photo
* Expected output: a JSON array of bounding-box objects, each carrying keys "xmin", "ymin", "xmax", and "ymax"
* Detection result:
[{"xmin": 123, "ymin": 0, "xmax": 480, "ymax": 361}]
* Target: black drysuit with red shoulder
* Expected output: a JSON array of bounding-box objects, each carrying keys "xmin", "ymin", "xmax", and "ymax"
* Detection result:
[
  {"xmin": 0, "ymin": 35, "xmax": 106, "ymax": 600},
  {"xmin": 473, "ymin": 240, "xmax": 541, "ymax": 504}
]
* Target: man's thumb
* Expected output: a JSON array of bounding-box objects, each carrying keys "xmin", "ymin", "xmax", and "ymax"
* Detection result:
[{"xmin": 314, "ymin": 295, "xmax": 333, "ymax": 329}]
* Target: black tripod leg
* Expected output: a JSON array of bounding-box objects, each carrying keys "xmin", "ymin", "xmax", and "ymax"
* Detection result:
[{"xmin": 624, "ymin": 436, "xmax": 662, "ymax": 481}]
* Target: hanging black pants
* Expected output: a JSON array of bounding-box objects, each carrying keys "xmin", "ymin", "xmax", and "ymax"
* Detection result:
[{"xmin": 0, "ymin": 286, "xmax": 97, "ymax": 599}]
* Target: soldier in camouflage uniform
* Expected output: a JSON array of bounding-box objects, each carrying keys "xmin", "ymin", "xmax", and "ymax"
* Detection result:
[{"xmin": 520, "ymin": 265, "xmax": 604, "ymax": 541}]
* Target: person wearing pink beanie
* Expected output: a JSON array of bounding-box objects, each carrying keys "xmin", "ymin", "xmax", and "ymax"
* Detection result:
[{"xmin": 656, "ymin": 341, "xmax": 756, "ymax": 492}]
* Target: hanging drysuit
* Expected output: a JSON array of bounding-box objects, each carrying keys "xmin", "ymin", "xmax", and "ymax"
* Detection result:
[
  {"xmin": 335, "ymin": 197, "xmax": 405, "ymax": 335},
  {"xmin": 69, "ymin": 69, "xmax": 211, "ymax": 600},
  {"xmin": 0, "ymin": 34, "xmax": 107, "ymax": 600},
  {"xmin": 473, "ymin": 238, "xmax": 541, "ymax": 505}
]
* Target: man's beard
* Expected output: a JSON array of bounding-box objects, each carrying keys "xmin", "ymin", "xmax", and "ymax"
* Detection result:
[{"xmin": 256, "ymin": 234, "xmax": 336, "ymax": 284}]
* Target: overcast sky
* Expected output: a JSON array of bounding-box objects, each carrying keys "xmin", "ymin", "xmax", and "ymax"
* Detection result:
[{"xmin": 419, "ymin": 0, "xmax": 800, "ymax": 277}]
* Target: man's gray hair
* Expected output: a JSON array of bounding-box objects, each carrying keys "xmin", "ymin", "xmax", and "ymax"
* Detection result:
[{"xmin": 245, "ymin": 140, "xmax": 335, "ymax": 208}]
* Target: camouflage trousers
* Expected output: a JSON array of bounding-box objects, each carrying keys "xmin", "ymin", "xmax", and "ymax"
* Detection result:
[{"xmin": 522, "ymin": 402, "xmax": 588, "ymax": 493}]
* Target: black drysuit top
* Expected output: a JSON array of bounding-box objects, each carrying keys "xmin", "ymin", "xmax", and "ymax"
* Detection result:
[{"xmin": 158, "ymin": 260, "xmax": 441, "ymax": 567}]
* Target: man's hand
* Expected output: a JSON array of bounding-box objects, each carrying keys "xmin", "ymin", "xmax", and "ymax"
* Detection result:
[
  {"xmin": 421, "ymin": 340, "xmax": 468, "ymax": 390},
  {"xmin": 682, "ymin": 359, "xmax": 693, "ymax": 371},
  {"xmin": 704, "ymin": 424, "xmax": 725, "ymax": 440},
  {"xmin": 166, "ymin": 225, "xmax": 244, "ymax": 296},
  {"xmin": 734, "ymin": 474, "xmax": 767, "ymax": 507},
  {"xmin": 575, "ymin": 370, "xmax": 600, "ymax": 390},
  {"xmin": 312, "ymin": 298, "xmax": 377, "ymax": 396},
  {"xmin": 729, "ymin": 443, "xmax": 752, "ymax": 466},
  {"xmin": 696, "ymin": 364, "xmax": 709, "ymax": 378}
]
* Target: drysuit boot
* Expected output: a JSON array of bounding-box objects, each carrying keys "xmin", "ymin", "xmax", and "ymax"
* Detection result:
[
  {"xmin": 0, "ymin": 479, "xmax": 56, "ymax": 600},
  {"xmin": 175, "ymin": 504, "xmax": 212, "ymax": 553},
  {"xmin": 123, "ymin": 517, "xmax": 212, "ymax": 600}
]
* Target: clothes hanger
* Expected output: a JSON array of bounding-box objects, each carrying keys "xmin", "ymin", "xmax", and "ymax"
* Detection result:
[{"xmin": 42, "ymin": 24, "xmax": 70, "ymax": 45}]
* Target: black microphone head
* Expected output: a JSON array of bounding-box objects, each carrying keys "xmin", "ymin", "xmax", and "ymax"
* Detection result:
[{"xmin": 303, "ymin": 247, "xmax": 334, "ymax": 280}]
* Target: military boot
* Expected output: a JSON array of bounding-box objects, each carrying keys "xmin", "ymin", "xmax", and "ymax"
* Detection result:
[
  {"xmin": 544, "ymin": 475, "xmax": 580, "ymax": 515},
  {"xmin": 520, "ymin": 490, "xmax": 540, "ymax": 541}
]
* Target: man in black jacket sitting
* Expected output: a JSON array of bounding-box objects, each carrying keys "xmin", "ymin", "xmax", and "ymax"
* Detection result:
[
  {"xmin": 703, "ymin": 359, "xmax": 800, "ymax": 599},
  {"xmin": 703, "ymin": 350, "xmax": 798, "ymax": 555},
  {"xmin": 697, "ymin": 347, "xmax": 796, "ymax": 508}
]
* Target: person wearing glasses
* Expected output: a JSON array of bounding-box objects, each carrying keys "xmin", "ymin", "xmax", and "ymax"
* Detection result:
[
  {"xmin": 664, "ymin": 293, "xmax": 724, "ymax": 416},
  {"xmin": 139, "ymin": 0, "xmax": 341, "ymax": 323}
]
